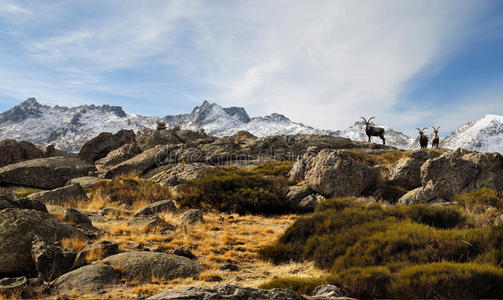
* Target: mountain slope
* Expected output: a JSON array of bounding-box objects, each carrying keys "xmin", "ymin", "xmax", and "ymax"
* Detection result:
[{"xmin": 440, "ymin": 114, "xmax": 503, "ymax": 153}]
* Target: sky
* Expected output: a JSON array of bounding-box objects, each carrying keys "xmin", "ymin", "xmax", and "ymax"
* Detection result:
[{"xmin": 0, "ymin": 0, "xmax": 502, "ymax": 136}]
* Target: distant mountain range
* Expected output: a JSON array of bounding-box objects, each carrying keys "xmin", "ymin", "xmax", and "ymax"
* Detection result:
[{"xmin": 0, "ymin": 98, "xmax": 501, "ymax": 153}]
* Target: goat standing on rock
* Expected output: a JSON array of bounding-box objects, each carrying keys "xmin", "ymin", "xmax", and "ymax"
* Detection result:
[
  {"xmin": 432, "ymin": 126, "xmax": 440, "ymax": 148},
  {"xmin": 417, "ymin": 127, "xmax": 429, "ymax": 149},
  {"xmin": 361, "ymin": 117, "xmax": 385, "ymax": 145}
]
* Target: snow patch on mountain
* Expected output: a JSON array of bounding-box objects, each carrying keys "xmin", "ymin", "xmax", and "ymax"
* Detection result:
[{"xmin": 440, "ymin": 114, "xmax": 503, "ymax": 153}]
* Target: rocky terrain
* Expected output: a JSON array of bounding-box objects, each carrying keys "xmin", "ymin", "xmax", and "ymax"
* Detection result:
[
  {"xmin": 0, "ymin": 125, "xmax": 502, "ymax": 299},
  {"xmin": 2, "ymin": 98, "xmax": 502, "ymax": 153}
]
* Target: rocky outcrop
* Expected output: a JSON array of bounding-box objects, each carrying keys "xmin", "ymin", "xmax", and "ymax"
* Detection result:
[
  {"xmin": 0, "ymin": 157, "xmax": 95, "ymax": 189},
  {"xmin": 0, "ymin": 208, "xmax": 84, "ymax": 275},
  {"xmin": 147, "ymin": 284, "xmax": 308, "ymax": 300},
  {"xmin": 0, "ymin": 194, "xmax": 47, "ymax": 212},
  {"xmin": 286, "ymin": 185, "xmax": 314, "ymax": 207},
  {"xmin": 387, "ymin": 150, "xmax": 440, "ymax": 189},
  {"xmin": 135, "ymin": 200, "xmax": 177, "ymax": 216},
  {"xmin": 103, "ymin": 145, "xmax": 168, "ymax": 178},
  {"xmin": 66, "ymin": 176, "xmax": 103, "ymax": 188},
  {"xmin": 95, "ymin": 143, "xmax": 142, "ymax": 170},
  {"xmin": 73, "ymin": 241, "xmax": 119, "ymax": 268},
  {"xmin": 399, "ymin": 149, "xmax": 503, "ymax": 204},
  {"xmin": 0, "ymin": 139, "xmax": 45, "ymax": 167},
  {"xmin": 149, "ymin": 163, "xmax": 209, "ymax": 186},
  {"xmin": 79, "ymin": 129, "xmax": 136, "ymax": 163},
  {"xmin": 28, "ymin": 183, "xmax": 88, "ymax": 205},
  {"xmin": 101, "ymin": 252, "xmax": 201, "ymax": 283},
  {"xmin": 298, "ymin": 194, "xmax": 326, "ymax": 212},
  {"xmin": 31, "ymin": 235, "xmax": 76, "ymax": 281},
  {"xmin": 51, "ymin": 263, "xmax": 119, "ymax": 294},
  {"xmin": 136, "ymin": 129, "xmax": 184, "ymax": 151},
  {"xmin": 179, "ymin": 209, "xmax": 205, "ymax": 224},
  {"xmin": 289, "ymin": 149, "xmax": 379, "ymax": 198},
  {"xmin": 312, "ymin": 284, "xmax": 345, "ymax": 299}
]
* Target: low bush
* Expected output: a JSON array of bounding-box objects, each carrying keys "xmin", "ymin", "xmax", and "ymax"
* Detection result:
[
  {"xmin": 177, "ymin": 167, "xmax": 292, "ymax": 215},
  {"xmin": 391, "ymin": 262, "xmax": 503, "ymax": 299},
  {"xmin": 252, "ymin": 161, "xmax": 294, "ymax": 177},
  {"xmin": 453, "ymin": 187, "xmax": 503, "ymax": 210},
  {"xmin": 345, "ymin": 150, "xmax": 411, "ymax": 168},
  {"xmin": 260, "ymin": 201, "xmax": 468, "ymax": 267},
  {"xmin": 88, "ymin": 177, "xmax": 172, "ymax": 208},
  {"xmin": 259, "ymin": 276, "xmax": 328, "ymax": 295}
]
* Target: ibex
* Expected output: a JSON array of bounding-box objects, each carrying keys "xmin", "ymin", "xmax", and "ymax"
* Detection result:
[
  {"xmin": 432, "ymin": 126, "xmax": 440, "ymax": 148},
  {"xmin": 417, "ymin": 127, "xmax": 428, "ymax": 149},
  {"xmin": 361, "ymin": 117, "xmax": 385, "ymax": 145}
]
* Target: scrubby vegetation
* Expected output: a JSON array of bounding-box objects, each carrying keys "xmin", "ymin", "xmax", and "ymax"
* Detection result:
[
  {"xmin": 345, "ymin": 150, "xmax": 411, "ymax": 168},
  {"xmin": 177, "ymin": 163, "xmax": 293, "ymax": 215},
  {"xmin": 86, "ymin": 177, "xmax": 172, "ymax": 209},
  {"xmin": 454, "ymin": 187, "xmax": 503, "ymax": 211},
  {"xmin": 259, "ymin": 197, "xmax": 503, "ymax": 298}
]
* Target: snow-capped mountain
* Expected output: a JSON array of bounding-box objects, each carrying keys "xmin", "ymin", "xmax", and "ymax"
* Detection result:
[
  {"xmin": 0, "ymin": 98, "xmax": 159, "ymax": 152},
  {"xmin": 341, "ymin": 121, "xmax": 414, "ymax": 149},
  {"xmin": 440, "ymin": 114, "xmax": 503, "ymax": 153},
  {"xmin": 3, "ymin": 98, "xmax": 500, "ymax": 153}
]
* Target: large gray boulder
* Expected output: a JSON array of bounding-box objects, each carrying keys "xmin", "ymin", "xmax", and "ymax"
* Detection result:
[
  {"xmin": 31, "ymin": 235, "xmax": 76, "ymax": 282},
  {"xmin": 286, "ymin": 185, "xmax": 314, "ymax": 206},
  {"xmin": 95, "ymin": 142, "xmax": 142, "ymax": 170},
  {"xmin": 51, "ymin": 263, "xmax": 119, "ymax": 294},
  {"xmin": 0, "ymin": 208, "xmax": 84, "ymax": 275},
  {"xmin": 103, "ymin": 145, "xmax": 169, "ymax": 178},
  {"xmin": 149, "ymin": 163, "xmax": 209, "ymax": 187},
  {"xmin": 136, "ymin": 129, "xmax": 184, "ymax": 151},
  {"xmin": 135, "ymin": 200, "xmax": 177, "ymax": 216},
  {"xmin": 79, "ymin": 129, "xmax": 136, "ymax": 163},
  {"xmin": 289, "ymin": 149, "xmax": 379, "ymax": 198},
  {"xmin": 0, "ymin": 194, "xmax": 47, "ymax": 212},
  {"xmin": 0, "ymin": 157, "xmax": 95, "ymax": 189},
  {"xmin": 399, "ymin": 149, "xmax": 503, "ymax": 204},
  {"xmin": 28, "ymin": 183, "xmax": 88, "ymax": 205},
  {"xmin": 387, "ymin": 150, "xmax": 440, "ymax": 189},
  {"xmin": 66, "ymin": 176, "xmax": 103, "ymax": 188},
  {"xmin": 147, "ymin": 284, "xmax": 307, "ymax": 300},
  {"xmin": 0, "ymin": 139, "xmax": 45, "ymax": 167},
  {"xmin": 101, "ymin": 252, "xmax": 201, "ymax": 283}
]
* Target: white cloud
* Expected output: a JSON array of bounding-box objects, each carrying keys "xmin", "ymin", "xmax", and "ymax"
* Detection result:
[{"xmin": 0, "ymin": 0, "xmax": 497, "ymax": 134}]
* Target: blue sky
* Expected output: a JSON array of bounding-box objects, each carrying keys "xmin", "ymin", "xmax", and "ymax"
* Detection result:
[{"xmin": 0, "ymin": 0, "xmax": 502, "ymax": 136}]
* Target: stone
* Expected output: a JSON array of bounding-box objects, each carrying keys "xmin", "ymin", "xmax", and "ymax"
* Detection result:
[
  {"xmin": 136, "ymin": 129, "xmax": 184, "ymax": 151},
  {"xmin": 73, "ymin": 240, "xmax": 119, "ymax": 268},
  {"xmin": 219, "ymin": 263, "xmax": 238, "ymax": 271},
  {"xmin": 101, "ymin": 252, "xmax": 201, "ymax": 283},
  {"xmin": 66, "ymin": 176, "xmax": 103, "ymax": 188},
  {"xmin": 0, "ymin": 208, "xmax": 84, "ymax": 275},
  {"xmin": 149, "ymin": 163, "xmax": 209, "ymax": 187},
  {"xmin": 9, "ymin": 197, "xmax": 48, "ymax": 212},
  {"xmin": 147, "ymin": 284, "xmax": 308, "ymax": 300},
  {"xmin": 51, "ymin": 263, "xmax": 119, "ymax": 294},
  {"xmin": 298, "ymin": 194, "xmax": 326, "ymax": 212},
  {"xmin": 312, "ymin": 284, "xmax": 344, "ymax": 298},
  {"xmin": 0, "ymin": 157, "xmax": 95, "ymax": 189},
  {"xmin": 0, "ymin": 276, "xmax": 28, "ymax": 298},
  {"xmin": 0, "ymin": 139, "xmax": 45, "ymax": 167},
  {"xmin": 28, "ymin": 184, "xmax": 88, "ymax": 205},
  {"xmin": 95, "ymin": 143, "xmax": 142, "ymax": 170},
  {"xmin": 286, "ymin": 185, "xmax": 314, "ymax": 207},
  {"xmin": 289, "ymin": 149, "xmax": 379, "ymax": 198},
  {"xmin": 179, "ymin": 209, "xmax": 205, "ymax": 225},
  {"xmin": 173, "ymin": 247, "xmax": 196, "ymax": 260},
  {"xmin": 135, "ymin": 200, "xmax": 177, "ymax": 216},
  {"xmin": 399, "ymin": 149, "xmax": 503, "ymax": 204},
  {"xmin": 31, "ymin": 235, "xmax": 76, "ymax": 282},
  {"xmin": 387, "ymin": 150, "xmax": 440, "ymax": 189},
  {"xmin": 78, "ymin": 129, "xmax": 136, "ymax": 163},
  {"xmin": 103, "ymin": 145, "xmax": 169, "ymax": 178}
]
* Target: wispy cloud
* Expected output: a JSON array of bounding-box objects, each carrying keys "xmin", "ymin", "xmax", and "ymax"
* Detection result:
[{"xmin": 0, "ymin": 0, "xmax": 500, "ymax": 134}]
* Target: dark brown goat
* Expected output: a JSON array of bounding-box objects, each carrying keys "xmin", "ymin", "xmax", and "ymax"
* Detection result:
[
  {"xmin": 361, "ymin": 117, "xmax": 385, "ymax": 145},
  {"xmin": 417, "ymin": 127, "xmax": 429, "ymax": 149},
  {"xmin": 432, "ymin": 126, "xmax": 440, "ymax": 148}
]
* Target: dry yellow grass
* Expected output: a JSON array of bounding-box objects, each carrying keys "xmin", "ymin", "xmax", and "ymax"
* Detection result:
[
  {"xmin": 61, "ymin": 236, "xmax": 88, "ymax": 252},
  {"xmin": 83, "ymin": 209, "xmax": 325, "ymax": 297}
]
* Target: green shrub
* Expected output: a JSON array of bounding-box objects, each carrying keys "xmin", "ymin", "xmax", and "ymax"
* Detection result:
[
  {"xmin": 453, "ymin": 187, "xmax": 503, "ymax": 210},
  {"xmin": 345, "ymin": 150, "xmax": 411, "ymax": 168},
  {"xmin": 260, "ymin": 201, "xmax": 468, "ymax": 267},
  {"xmin": 391, "ymin": 262, "xmax": 503, "ymax": 299},
  {"xmin": 177, "ymin": 167, "xmax": 291, "ymax": 215},
  {"xmin": 336, "ymin": 266, "xmax": 392, "ymax": 299},
  {"xmin": 252, "ymin": 161, "xmax": 294, "ymax": 177}
]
